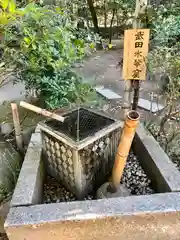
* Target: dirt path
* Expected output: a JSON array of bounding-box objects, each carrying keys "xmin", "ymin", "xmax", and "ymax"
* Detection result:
[
  {"xmin": 77, "ymin": 50, "xmax": 161, "ymax": 100},
  {"xmin": 77, "ymin": 50, "xmax": 164, "ymax": 121}
]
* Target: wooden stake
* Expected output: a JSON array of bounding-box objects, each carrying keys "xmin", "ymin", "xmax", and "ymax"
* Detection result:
[
  {"xmin": 123, "ymin": 80, "xmax": 133, "ymax": 117},
  {"xmin": 132, "ymin": 0, "xmax": 148, "ymax": 111},
  {"xmin": 11, "ymin": 103, "xmax": 23, "ymax": 152},
  {"xmin": 132, "ymin": 81, "xmax": 140, "ymax": 110}
]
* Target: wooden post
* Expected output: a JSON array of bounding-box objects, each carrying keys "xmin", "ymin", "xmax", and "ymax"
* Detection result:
[
  {"xmin": 132, "ymin": 0, "xmax": 148, "ymax": 111},
  {"xmin": 123, "ymin": 80, "xmax": 132, "ymax": 118},
  {"xmin": 132, "ymin": 80, "xmax": 140, "ymax": 110},
  {"xmin": 123, "ymin": 0, "xmax": 148, "ymax": 117},
  {"xmin": 11, "ymin": 103, "xmax": 23, "ymax": 152}
]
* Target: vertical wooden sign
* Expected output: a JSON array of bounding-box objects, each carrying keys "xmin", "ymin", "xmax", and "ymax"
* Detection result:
[{"xmin": 123, "ymin": 29, "xmax": 150, "ymax": 80}]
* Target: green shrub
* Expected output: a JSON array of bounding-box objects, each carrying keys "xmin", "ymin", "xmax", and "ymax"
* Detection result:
[
  {"xmin": 1, "ymin": 2, "xmax": 96, "ymax": 108},
  {"xmin": 23, "ymin": 68, "xmax": 93, "ymax": 109},
  {"xmin": 148, "ymin": 13, "xmax": 180, "ymax": 96}
]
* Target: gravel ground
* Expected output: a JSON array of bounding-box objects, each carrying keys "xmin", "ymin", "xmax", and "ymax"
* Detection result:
[
  {"xmin": 43, "ymin": 178, "xmax": 93, "ymax": 204},
  {"xmin": 121, "ymin": 151, "xmax": 154, "ymax": 195},
  {"xmin": 43, "ymin": 151, "xmax": 154, "ymax": 204}
]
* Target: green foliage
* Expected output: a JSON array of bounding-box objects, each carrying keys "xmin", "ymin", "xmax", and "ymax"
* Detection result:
[
  {"xmin": 154, "ymin": 2, "xmax": 180, "ymax": 17},
  {"xmin": 0, "ymin": 0, "xmax": 24, "ymax": 27},
  {"xmin": 148, "ymin": 12, "xmax": 180, "ymax": 97},
  {"xmin": 23, "ymin": 68, "xmax": 93, "ymax": 109},
  {"xmin": 145, "ymin": 1, "xmax": 180, "ymax": 165},
  {"xmin": 152, "ymin": 15, "xmax": 180, "ymax": 47},
  {"xmin": 4, "ymin": 4, "xmax": 86, "ymax": 72},
  {"xmin": 2, "ymin": 2, "xmax": 97, "ymax": 109},
  {"xmin": 16, "ymin": 0, "xmax": 30, "ymax": 8},
  {"xmin": 145, "ymin": 1, "xmax": 180, "ymax": 36},
  {"xmin": 148, "ymin": 45, "xmax": 180, "ymax": 96},
  {"xmin": 99, "ymin": 0, "xmax": 135, "ymax": 27},
  {"xmin": 147, "ymin": 123, "xmax": 180, "ymax": 168},
  {"xmin": 64, "ymin": 0, "xmax": 135, "ymax": 36},
  {"xmin": 0, "ymin": 142, "xmax": 22, "ymax": 204}
]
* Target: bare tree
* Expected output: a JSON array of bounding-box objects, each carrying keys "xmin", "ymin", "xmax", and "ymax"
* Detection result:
[
  {"xmin": 109, "ymin": 7, "xmax": 116, "ymax": 44},
  {"xmin": 104, "ymin": 0, "xmax": 107, "ymax": 29}
]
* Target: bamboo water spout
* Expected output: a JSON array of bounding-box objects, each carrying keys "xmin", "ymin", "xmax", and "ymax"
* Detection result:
[
  {"xmin": 111, "ymin": 110, "xmax": 140, "ymax": 190},
  {"xmin": 20, "ymin": 101, "xmax": 65, "ymax": 123}
]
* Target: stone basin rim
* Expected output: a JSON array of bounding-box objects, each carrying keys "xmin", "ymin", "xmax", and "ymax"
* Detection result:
[{"xmin": 5, "ymin": 192, "xmax": 180, "ymax": 227}]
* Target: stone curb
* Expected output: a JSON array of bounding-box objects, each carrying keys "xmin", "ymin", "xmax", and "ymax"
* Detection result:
[
  {"xmin": 5, "ymin": 192, "xmax": 180, "ymax": 240},
  {"xmin": 10, "ymin": 123, "xmax": 180, "ymax": 208},
  {"xmin": 6, "ymin": 124, "xmax": 180, "ymax": 240},
  {"xmin": 10, "ymin": 128, "xmax": 44, "ymax": 207},
  {"xmin": 5, "ymin": 192, "xmax": 180, "ymax": 226},
  {"xmin": 133, "ymin": 124, "xmax": 180, "ymax": 192}
]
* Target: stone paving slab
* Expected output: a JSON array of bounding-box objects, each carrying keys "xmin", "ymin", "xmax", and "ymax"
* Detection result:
[
  {"xmin": 134, "ymin": 98, "xmax": 164, "ymax": 113},
  {"xmin": 95, "ymin": 86, "xmax": 122, "ymax": 100}
]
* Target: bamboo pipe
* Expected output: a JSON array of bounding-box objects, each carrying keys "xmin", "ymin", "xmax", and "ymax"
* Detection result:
[
  {"xmin": 11, "ymin": 103, "xmax": 23, "ymax": 152},
  {"xmin": 20, "ymin": 101, "xmax": 65, "ymax": 122},
  {"xmin": 111, "ymin": 110, "xmax": 140, "ymax": 190}
]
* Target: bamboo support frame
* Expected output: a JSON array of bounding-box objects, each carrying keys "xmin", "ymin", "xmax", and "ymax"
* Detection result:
[
  {"xmin": 11, "ymin": 103, "xmax": 23, "ymax": 152},
  {"xmin": 20, "ymin": 101, "xmax": 65, "ymax": 123},
  {"xmin": 111, "ymin": 110, "xmax": 140, "ymax": 189}
]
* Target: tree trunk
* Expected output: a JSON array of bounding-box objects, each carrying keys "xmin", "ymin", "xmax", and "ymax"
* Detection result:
[
  {"xmin": 104, "ymin": 0, "xmax": 107, "ymax": 29},
  {"xmin": 109, "ymin": 8, "xmax": 116, "ymax": 44},
  {"xmin": 86, "ymin": 0, "xmax": 99, "ymax": 33}
]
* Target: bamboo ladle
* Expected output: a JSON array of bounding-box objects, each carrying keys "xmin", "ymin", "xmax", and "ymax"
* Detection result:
[{"xmin": 20, "ymin": 101, "xmax": 65, "ymax": 122}]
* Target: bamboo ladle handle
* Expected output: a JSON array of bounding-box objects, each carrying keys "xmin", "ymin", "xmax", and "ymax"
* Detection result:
[{"xmin": 20, "ymin": 101, "xmax": 65, "ymax": 123}]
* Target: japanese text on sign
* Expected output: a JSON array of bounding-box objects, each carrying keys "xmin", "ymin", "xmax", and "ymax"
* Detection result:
[{"xmin": 122, "ymin": 29, "xmax": 150, "ymax": 80}]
